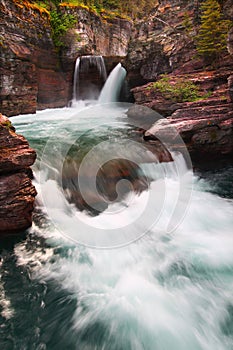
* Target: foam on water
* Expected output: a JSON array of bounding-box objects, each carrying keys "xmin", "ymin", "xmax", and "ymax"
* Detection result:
[{"xmin": 11, "ymin": 105, "xmax": 233, "ymax": 349}]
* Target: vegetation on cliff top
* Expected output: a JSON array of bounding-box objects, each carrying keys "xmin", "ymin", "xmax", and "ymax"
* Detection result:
[
  {"xmin": 13, "ymin": 0, "xmax": 50, "ymax": 16},
  {"xmin": 30, "ymin": 0, "xmax": 154, "ymax": 48},
  {"xmin": 196, "ymin": 0, "xmax": 232, "ymax": 62},
  {"xmin": 21, "ymin": 0, "xmax": 232, "ymax": 60},
  {"xmin": 32, "ymin": 0, "xmax": 155, "ymax": 19}
]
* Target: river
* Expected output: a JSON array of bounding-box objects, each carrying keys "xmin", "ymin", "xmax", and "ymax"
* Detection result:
[{"xmin": 0, "ymin": 99, "xmax": 233, "ymax": 350}]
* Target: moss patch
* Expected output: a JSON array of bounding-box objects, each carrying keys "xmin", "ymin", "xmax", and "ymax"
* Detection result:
[{"xmin": 147, "ymin": 75, "xmax": 211, "ymax": 103}]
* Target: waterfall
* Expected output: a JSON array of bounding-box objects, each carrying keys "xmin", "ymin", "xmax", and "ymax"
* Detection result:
[
  {"xmin": 98, "ymin": 63, "xmax": 127, "ymax": 103},
  {"xmin": 72, "ymin": 55, "xmax": 107, "ymax": 101},
  {"xmin": 73, "ymin": 57, "xmax": 80, "ymax": 101}
]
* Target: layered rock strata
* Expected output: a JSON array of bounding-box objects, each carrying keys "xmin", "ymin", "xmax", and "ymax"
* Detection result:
[
  {"xmin": 0, "ymin": 113, "xmax": 36, "ymax": 235},
  {"xmin": 0, "ymin": 0, "xmax": 70, "ymax": 115},
  {"xmin": 132, "ymin": 66, "xmax": 233, "ymax": 163},
  {"xmin": 129, "ymin": 0, "xmax": 233, "ymax": 164},
  {"xmin": 0, "ymin": 0, "xmax": 132, "ymax": 116}
]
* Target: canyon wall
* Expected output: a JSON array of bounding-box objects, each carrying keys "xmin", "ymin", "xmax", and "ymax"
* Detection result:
[
  {"xmin": 0, "ymin": 0, "xmax": 232, "ymax": 163},
  {"xmin": 0, "ymin": 1, "xmax": 132, "ymax": 116},
  {"xmin": 128, "ymin": 0, "xmax": 233, "ymax": 164},
  {"xmin": 0, "ymin": 0, "xmax": 69, "ymax": 116},
  {"xmin": 60, "ymin": 6, "xmax": 132, "ymax": 100},
  {"xmin": 1, "ymin": 0, "xmax": 232, "ymax": 117},
  {"xmin": 125, "ymin": 0, "xmax": 198, "ymax": 87}
]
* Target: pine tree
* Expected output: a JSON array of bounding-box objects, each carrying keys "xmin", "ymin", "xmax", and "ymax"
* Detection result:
[{"xmin": 196, "ymin": 0, "xmax": 231, "ymax": 62}]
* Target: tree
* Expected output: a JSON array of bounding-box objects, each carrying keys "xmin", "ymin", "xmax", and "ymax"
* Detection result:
[{"xmin": 196, "ymin": 0, "xmax": 231, "ymax": 62}]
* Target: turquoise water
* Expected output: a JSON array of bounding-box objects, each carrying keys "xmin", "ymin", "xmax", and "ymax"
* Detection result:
[{"xmin": 1, "ymin": 105, "xmax": 233, "ymax": 349}]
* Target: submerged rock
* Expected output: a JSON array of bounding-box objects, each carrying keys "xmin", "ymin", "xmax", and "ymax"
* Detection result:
[
  {"xmin": 62, "ymin": 158, "xmax": 149, "ymax": 215},
  {"xmin": 0, "ymin": 113, "xmax": 37, "ymax": 236}
]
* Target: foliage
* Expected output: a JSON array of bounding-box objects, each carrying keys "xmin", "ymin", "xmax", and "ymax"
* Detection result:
[
  {"xmin": 33, "ymin": 0, "xmax": 155, "ymax": 19},
  {"xmin": 30, "ymin": 0, "xmax": 156, "ymax": 48},
  {"xmin": 30, "ymin": 1, "xmax": 77, "ymax": 48},
  {"xmin": 14, "ymin": 0, "xmax": 50, "ymax": 16},
  {"xmin": 148, "ymin": 75, "xmax": 204, "ymax": 103},
  {"xmin": 60, "ymin": 2, "xmax": 90, "ymax": 11},
  {"xmin": 182, "ymin": 11, "xmax": 194, "ymax": 37},
  {"xmin": 50, "ymin": 10, "xmax": 77, "ymax": 48},
  {"xmin": 196, "ymin": 0, "xmax": 232, "ymax": 62}
]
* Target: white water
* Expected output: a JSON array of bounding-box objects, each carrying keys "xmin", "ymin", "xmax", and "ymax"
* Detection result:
[
  {"xmin": 73, "ymin": 57, "xmax": 80, "ymax": 101},
  {"xmin": 98, "ymin": 63, "xmax": 127, "ymax": 103},
  {"xmin": 11, "ymin": 102, "xmax": 233, "ymax": 349},
  {"xmin": 73, "ymin": 55, "xmax": 107, "ymax": 101}
]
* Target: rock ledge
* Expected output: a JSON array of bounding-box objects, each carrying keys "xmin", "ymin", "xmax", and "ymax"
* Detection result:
[{"xmin": 0, "ymin": 113, "xmax": 37, "ymax": 236}]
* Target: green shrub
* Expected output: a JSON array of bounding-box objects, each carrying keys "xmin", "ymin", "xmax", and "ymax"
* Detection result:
[
  {"xmin": 50, "ymin": 10, "xmax": 77, "ymax": 48},
  {"xmin": 148, "ymin": 75, "xmax": 204, "ymax": 103}
]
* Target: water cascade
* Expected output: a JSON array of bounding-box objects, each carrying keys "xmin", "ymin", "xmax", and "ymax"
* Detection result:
[
  {"xmin": 73, "ymin": 55, "xmax": 107, "ymax": 101},
  {"xmin": 4, "ymin": 61, "xmax": 233, "ymax": 349},
  {"xmin": 72, "ymin": 57, "xmax": 80, "ymax": 101},
  {"xmin": 98, "ymin": 63, "xmax": 127, "ymax": 103}
]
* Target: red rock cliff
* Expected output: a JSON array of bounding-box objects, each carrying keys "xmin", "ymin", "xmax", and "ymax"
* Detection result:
[
  {"xmin": 0, "ymin": 113, "xmax": 37, "ymax": 235},
  {"xmin": 0, "ymin": 0, "xmax": 70, "ymax": 116},
  {"xmin": 0, "ymin": 1, "xmax": 132, "ymax": 116},
  {"xmin": 128, "ymin": 0, "xmax": 233, "ymax": 164}
]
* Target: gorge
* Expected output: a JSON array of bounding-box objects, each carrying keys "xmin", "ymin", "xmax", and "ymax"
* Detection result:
[
  {"xmin": 0, "ymin": 1, "xmax": 233, "ymax": 349},
  {"xmin": 1, "ymin": 0, "xmax": 233, "ymax": 163}
]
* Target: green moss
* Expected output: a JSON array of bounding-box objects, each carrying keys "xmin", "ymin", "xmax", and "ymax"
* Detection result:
[
  {"xmin": 148, "ymin": 75, "xmax": 209, "ymax": 103},
  {"xmin": 1, "ymin": 120, "xmax": 13, "ymax": 130}
]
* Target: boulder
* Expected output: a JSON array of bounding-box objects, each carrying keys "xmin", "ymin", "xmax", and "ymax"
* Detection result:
[{"xmin": 144, "ymin": 103, "xmax": 233, "ymax": 163}]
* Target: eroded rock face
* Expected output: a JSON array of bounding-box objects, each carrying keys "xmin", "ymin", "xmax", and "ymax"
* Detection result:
[
  {"xmin": 60, "ymin": 7, "xmax": 132, "ymax": 99},
  {"xmin": 62, "ymin": 8, "xmax": 132, "ymax": 60},
  {"xmin": 223, "ymin": 0, "xmax": 233, "ymax": 20},
  {"xmin": 0, "ymin": 1, "xmax": 132, "ymax": 116},
  {"xmin": 129, "ymin": 0, "xmax": 233, "ymax": 165},
  {"xmin": 0, "ymin": 113, "xmax": 37, "ymax": 235},
  {"xmin": 0, "ymin": 0, "xmax": 69, "ymax": 116},
  {"xmin": 125, "ymin": 0, "xmax": 199, "ymax": 88},
  {"xmin": 228, "ymin": 75, "xmax": 233, "ymax": 102},
  {"xmin": 137, "ymin": 67, "xmax": 233, "ymax": 163}
]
